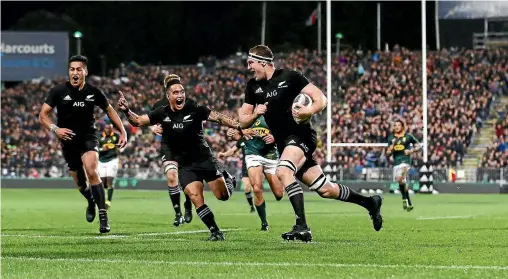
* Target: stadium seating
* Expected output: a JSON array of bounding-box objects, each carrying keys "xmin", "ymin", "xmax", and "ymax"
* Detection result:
[{"xmin": 2, "ymin": 48, "xmax": 507, "ymax": 178}]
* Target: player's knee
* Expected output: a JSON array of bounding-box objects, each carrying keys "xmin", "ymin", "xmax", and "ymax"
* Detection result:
[
  {"xmin": 276, "ymin": 167, "xmax": 293, "ymax": 182},
  {"xmin": 252, "ymin": 183, "xmax": 263, "ymax": 196},
  {"xmin": 166, "ymin": 171, "xmax": 178, "ymax": 185},
  {"xmin": 396, "ymin": 176, "xmax": 404, "ymax": 184},
  {"xmin": 276, "ymin": 160, "xmax": 297, "ymax": 182},
  {"xmin": 218, "ymin": 191, "xmax": 230, "ymax": 201},
  {"xmin": 274, "ymin": 190, "xmax": 284, "ymax": 201}
]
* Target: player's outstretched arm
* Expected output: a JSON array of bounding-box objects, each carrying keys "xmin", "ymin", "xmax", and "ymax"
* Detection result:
[
  {"xmin": 217, "ymin": 146, "xmax": 239, "ymax": 159},
  {"xmin": 117, "ymin": 91, "xmax": 151, "ymax": 127},
  {"xmin": 207, "ymin": 110, "xmax": 257, "ymax": 138}
]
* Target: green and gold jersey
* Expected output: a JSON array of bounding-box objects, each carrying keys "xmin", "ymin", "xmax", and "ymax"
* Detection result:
[
  {"xmin": 243, "ymin": 116, "xmax": 278, "ymax": 160},
  {"xmin": 387, "ymin": 132, "xmax": 419, "ymax": 165},
  {"xmin": 99, "ymin": 132, "xmax": 120, "ymax": 163}
]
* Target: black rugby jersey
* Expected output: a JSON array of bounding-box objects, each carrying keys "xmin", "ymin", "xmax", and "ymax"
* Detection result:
[
  {"xmin": 244, "ymin": 69, "xmax": 314, "ymax": 141},
  {"xmin": 44, "ymin": 82, "xmax": 109, "ymax": 136},
  {"xmin": 147, "ymin": 99, "xmax": 213, "ymax": 165},
  {"xmin": 151, "ymin": 98, "xmax": 169, "ymax": 111}
]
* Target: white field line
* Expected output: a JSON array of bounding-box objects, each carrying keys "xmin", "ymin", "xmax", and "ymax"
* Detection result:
[
  {"xmin": 1, "ymin": 228, "xmax": 246, "ymax": 239},
  {"xmin": 417, "ymin": 215, "xmax": 473, "ymax": 220},
  {"xmin": 2, "ymin": 256, "xmax": 508, "ymax": 271}
]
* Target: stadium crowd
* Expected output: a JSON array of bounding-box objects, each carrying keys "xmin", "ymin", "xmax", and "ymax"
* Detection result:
[
  {"xmin": 2, "ymin": 47, "xmax": 507, "ymax": 179},
  {"xmin": 480, "ymin": 115, "xmax": 508, "ymax": 169}
]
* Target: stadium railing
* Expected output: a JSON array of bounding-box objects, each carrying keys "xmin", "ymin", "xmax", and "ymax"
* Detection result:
[{"xmin": 4, "ymin": 167, "xmax": 506, "ymax": 185}]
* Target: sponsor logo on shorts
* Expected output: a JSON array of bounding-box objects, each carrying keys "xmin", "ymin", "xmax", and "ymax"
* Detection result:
[{"xmin": 300, "ymin": 143, "xmax": 309, "ymax": 153}]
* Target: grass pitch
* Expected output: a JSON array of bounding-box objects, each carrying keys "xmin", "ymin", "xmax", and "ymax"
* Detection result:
[{"xmin": 2, "ymin": 188, "xmax": 508, "ymax": 279}]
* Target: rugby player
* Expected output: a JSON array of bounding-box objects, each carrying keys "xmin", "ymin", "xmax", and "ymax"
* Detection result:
[
  {"xmin": 239, "ymin": 45, "xmax": 383, "ymax": 242},
  {"xmin": 220, "ymin": 120, "xmax": 284, "ymax": 231},
  {"xmin": 117, "ymin": 74, "xmax": 256, "ymax": 241},
  {"xmin": 98, "ymin": 123, "xmax": 122, "ymax": 210},
  {"xmin": 150, "ymin": 78, "xmax": 194, "ymax": 226},
  {"xmin": 386, "ymin": 120, "xmax": 420, "ymax": 212},
  {"xmin": 39, "ymin": 55, "xmax": 127, "ymax": 234}
]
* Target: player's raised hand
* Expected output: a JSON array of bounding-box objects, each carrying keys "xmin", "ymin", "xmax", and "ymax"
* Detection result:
[
  {"xmin": 150, "ymin": 124, "xmax": 163, "ymax": 136},
  {"xmin": 254, "ymin": 102, "xmax": 268, "ymax": 115},
  {"xmin": 263, "ymin": 134, "xmax": 275, "ymax": 144},
  {"xmin": 117, "ymin": 91, "xmax": 129, "ymax": 111},
  {"xmin": 116, "ymin": 132, "xmax": 127, "ymax": 149},
  {"xmin": 55, "ymin": 128, "xmax": 75, "ymax": 141}
]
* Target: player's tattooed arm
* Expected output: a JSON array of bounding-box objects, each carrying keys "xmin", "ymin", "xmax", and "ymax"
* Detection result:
[
  {"xmin": 208, "ymin": 110, "xmax": 258, "ymax": 138},
  {"xmin": 117, "ymin": 91, "xmax": 151, "ymax": 127},
  {"xmin": 123, "ymin": 110, "xmax": 151, "ymax": 127}
]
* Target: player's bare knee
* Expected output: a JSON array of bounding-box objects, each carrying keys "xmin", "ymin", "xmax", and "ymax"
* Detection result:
[
  {"xmin": 252, "ymin": 183, "xmax": 263, "ymax": 197},
  {"xmin": 217, "ymin": 190, "xmax": 230, "ymax": 201},
  {"xmin": 276, "ymin": 160, "xmax": 298, "ymax": 182},
  {"xmin": 276, "ymin": 167, "xmax": 293, "ymax": 183},
  {"xmin": 166, "ymin": 170, "xmax": 178, "ymax": 186}
]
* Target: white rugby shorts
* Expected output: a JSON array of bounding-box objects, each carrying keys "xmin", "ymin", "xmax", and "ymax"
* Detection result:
[
  {"xmin": 98, "ymin": 158, "xmax": 119, "ymax": 178},
  {"xmin": 245, "ymin": 154, "xmax": 278, "ymax": 175},
  {"xmin": 393, "ymin": 163, "xmax": 410, "ymax": 182}
]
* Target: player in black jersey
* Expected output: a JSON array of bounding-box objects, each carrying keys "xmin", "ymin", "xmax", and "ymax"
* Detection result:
[
  {"xmin": 239, "ymin": 45, "xmax": 383, "ymax": 242},
  {"xmin": 39, "ymin": 55, "xmax": 127, "ymax": 234},
  {"xmin": 117, "ymin": 74, "xmax": 256, "ymax": 241},
  {"xmin": 217, "ymin": 136, "xmax": 255, "ymax": 213},
  {"xmin": 150, "ymin": 81, "xmax": 193, "ymax": 226},
  {"xmin": 98, "ymin": 123, "xmax": 122, "ymax": 210}
]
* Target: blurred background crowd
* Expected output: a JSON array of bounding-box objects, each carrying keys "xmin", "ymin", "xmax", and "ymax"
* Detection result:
[{"xmin": 1, "ymin": 47, "xmax": 507, "ymax": 179}]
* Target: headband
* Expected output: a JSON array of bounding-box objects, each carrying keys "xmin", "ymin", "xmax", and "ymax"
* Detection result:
[{"xmin": 248, "ymin": 52, "xmax": 273, "ymax": 63}]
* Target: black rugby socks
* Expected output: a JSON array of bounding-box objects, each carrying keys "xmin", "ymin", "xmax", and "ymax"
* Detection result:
[
  {"xmin": 168, "ymin": 186, "xmax": 182, "ymax": 215},
  {"xmin": 91, "ymin": 183, "xmax": 107, "ymax": 210},
  {"xmin": 196, "ymin": 204, "xmax": 219, "ymax": 233},
  {"xmin": 336, "ymin": 183, "xmax": 374, "ymax": 210},
  {"xmin": 285, "ymin": 181, "xmax": 307, "ymax": 228}
]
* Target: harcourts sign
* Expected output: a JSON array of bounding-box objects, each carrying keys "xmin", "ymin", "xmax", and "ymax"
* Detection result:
[{"xmin": 1, "ymin": 31, "xmax": 69, "ymax": 81}]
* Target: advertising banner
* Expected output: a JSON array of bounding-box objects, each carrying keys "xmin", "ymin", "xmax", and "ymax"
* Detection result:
[{"xmin": 1, "ymin": 31, "xmax": 69, "ymax": 81}]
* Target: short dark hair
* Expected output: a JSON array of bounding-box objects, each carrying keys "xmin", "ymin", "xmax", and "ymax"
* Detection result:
[
  {"xmin": 395, "ymin": 119, "xmax": 405, "ymax": 128},
  {"xmin": 69, "ymin": 55, "xmax": 88, "ymax": 67},
  {"xmin": 249, "ymin": 45, "xmax": 274, "ymax": 60}
]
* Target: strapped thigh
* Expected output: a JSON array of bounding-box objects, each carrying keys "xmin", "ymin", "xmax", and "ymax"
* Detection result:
[
  {"xmin": 163, "ymin": 161, "xmax": 178, "ymax": 174},
  {"xmin": 277, "ymin": 159, "xmax": 298, "ymax": 174},
  {"xmin": 308, "ymin": 173, "xmax": 329, "ymax": 191}
]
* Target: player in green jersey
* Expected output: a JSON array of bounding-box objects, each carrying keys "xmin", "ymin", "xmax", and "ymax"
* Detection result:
[
  {"xmin": 98, "ymin": 124, "xmax": 122, "ymax": 210},
  {"xmin": 220, "ymin": 115, "xmax": 284, "ymax": 231},
  {"xmin": 386, "ymin": 120, "xmax": 421, "ymax": 212},
  {"xmin": 217, "ymin": 138, "xmax": 255, "ymax": 213}
]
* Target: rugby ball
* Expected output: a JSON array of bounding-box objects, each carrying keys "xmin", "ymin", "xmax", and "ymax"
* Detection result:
[{"xmin": 292, "ymin": 93, "xmax": 313, "ymax": 124}]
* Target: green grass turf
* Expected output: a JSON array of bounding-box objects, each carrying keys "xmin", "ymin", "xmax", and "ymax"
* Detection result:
[{"xmin": 1, "ymin": 189, "xmax": 508, "ymax": 279}]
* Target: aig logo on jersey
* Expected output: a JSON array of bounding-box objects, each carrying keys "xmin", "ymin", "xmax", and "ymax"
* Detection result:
[
  {"xmin": 266, "ymin": 90, "xmax": 277, "ymax": 98},
  {"xmin": 173, "ymin": 123, "xmax": 184, "ymax": 129},
  {"xmin": 73, "ymin": 102, "xmax": 85, "ymax": 107}
]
